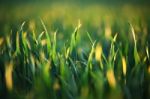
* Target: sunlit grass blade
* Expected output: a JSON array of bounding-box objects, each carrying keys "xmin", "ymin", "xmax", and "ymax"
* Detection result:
[
  {"xmin": 14, "ymin": 32, "xmax": 20, "ymax": 55},
  {"xmin": 95, "ymin": 43, "xmax": 102, "ymax": 61},
  {"xmin": 20, "ymin": 21, "xmax": 26, "ymax": 31},
  {"xmin": 122, "ymin": 56, "xmax": 127, "ymax": 77},
  {"xmin": 52, "ymin": 31, "xmax": 57, "ymax": 64},
  {"xmin": 130, "ymin": 24, "xmax": 140, "ymax": 64},
  {"xmin": 65, "ymin": 47, "xmax": 70, "ymax": 59},
  {"xmin": 110, "ymin": 33, "xmax": 118, "ymax": 57},
  {"xmin": 37, "ymin": 31, "xmax": 45, "ymax": 42},
  {"xmin": 106, "ymin": 68, "xmax": 116, "ymax": 88},
  {"xmin": 87, "ymin": 41, "xmax": 96, "ymax": 71},
  {"xmin": 108, "ymin": 33, "xmax": 118, "ymax": 69},
  {"xmin": 30, "ymin": 54, "xmax": 35, "ymax": 75},
  {"xmin": 5, "ymin": 61, "xmax": 13, "ymax": 91},
  {"xmin": 134, "ymin": 46, "xmax": 140, "ymax": 65},
  {"xmin": 130, "ymin": 24, "xmax": 136, "ymax": 46},
  {"xmin": 70, "ymin": 20, "xmax": 81, "ymax": 53},
  {"xmin": 22, "ymin": 32, "xmax": 29, "ymax": 56},
  {"xmin": 40, "ymin": 19, "xmax": 51, "ymax": 56},
  {"xmin": 95, "ymin": 43, "xmax": 103, "ymax": 70},
  {"xmin": 146, "ymin": 46, "xmax": 149, "ymax": 61},
  {"xmin": 14, "ymin": 22, "xmax": 26, "ymax": 56},
  {"xmin": 6, "ymin": 35, "xmax": 11, "ymax": 49}
]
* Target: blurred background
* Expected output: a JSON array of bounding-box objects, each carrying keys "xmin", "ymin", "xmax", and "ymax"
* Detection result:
[{"xmin": 0, "ymin": 0, "xmax": 150, "ymax": 47}]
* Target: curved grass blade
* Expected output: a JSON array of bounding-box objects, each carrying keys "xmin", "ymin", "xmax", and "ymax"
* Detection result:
[{"xmin": 40, "ymin": 19, "xmax": 51, "ymax": 56}]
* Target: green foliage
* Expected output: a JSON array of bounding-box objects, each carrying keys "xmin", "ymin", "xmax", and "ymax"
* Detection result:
[{"xmin": 0, "ymin": 4, "xmax": 150, "ymax": 99}]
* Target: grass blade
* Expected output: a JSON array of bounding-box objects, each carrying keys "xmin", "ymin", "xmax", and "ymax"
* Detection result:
[{"xmin": 40, "ymin": 19, "xmax": 51, "ymax": 56}]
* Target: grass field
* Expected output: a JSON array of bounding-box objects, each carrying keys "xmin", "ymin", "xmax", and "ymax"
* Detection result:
[{"xmin": 0, "ymin": 3, "xmax": 150, "ymax": 99}]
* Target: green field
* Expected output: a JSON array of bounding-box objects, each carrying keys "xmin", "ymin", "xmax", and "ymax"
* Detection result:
[{"xmin": 0, "ymin": 3, "xmax": 150, "ymax": 99}]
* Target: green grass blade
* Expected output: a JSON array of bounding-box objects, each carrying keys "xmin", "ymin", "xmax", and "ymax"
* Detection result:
[
  {"xmin": 130, "ymin": 24, "xmax": 140, "ymax": 64},
  {"xmin": 52, "ymin": 31, "xmax": 57, "ymax": 64},
  {"xmin": 70, "ymin": 21, "xmax": 81, "ymax": 53},
  {"xmin": 40, "ymin": 19, "xmax": 51, "ymax": 56},
  {"xmin": 146, "ymin": 46, "xmax": 149, "ymax": 61},
  {"xmin": 87, "ymin": 32, "xmax": 93, "ymax": 45},
  {"xmin": 87, "ymin": 41, "xmax": 96, "ymax": 71}
]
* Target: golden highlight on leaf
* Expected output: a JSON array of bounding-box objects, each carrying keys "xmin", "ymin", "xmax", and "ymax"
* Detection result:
[
  {"xmin": 65, "ymin": 47, "xmax": 70, "ymax": 59},
  {"xmin": 113, "ymin": 33, "xmax": 118, "ymax": 42},
  {"xmin": 5, "ymin": 62, "xmax": 13, "ymax": 91},
  {"xmin": 106, "ymin": 69, "xmax": 116, "ymax": 88},
  {"xmin": 148, "ymin": 66, "xmax": 150, "ymax": 74},
  {"xmin": 77, "ymin": 19, "xmax": 82, "ymax": 29},
  {"xmin": 122, "ymin": 57, "xmax": 127, "ymax": 76},
  {"xmin": 41, "ymin": 39, "xmax": 47, "ymax": 46},
  {"xmin": 81, "ymin": 86, "xmax": 89, "ymax": 99},
  {"xmin": 29, "ymin": 20, "xmax": 35, "ymax": 30},
  {"xmin": 105, "ymin": 24, "xmax": 111, "ymax": 39},
  {"xmin": 146, "ymin": 46, "xmax": 149, "ymax": 60},
  {"xmin": 53, "ymin": 79, "xmax": 60, "ymax": 91},
  {"xmin": 130, "ymin": 24, "xmax": 136, "ymax": 46},
  {"xmin": 16, "ymin": 32, "xmax": 20, "ymax": 54},
  {"xmin": 95, "ymin": 43, "xmax": 102, "ymax": 61},
  {"xmin": 0, "ymin": 38, "xmax": 4, "ymax": 46}
]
